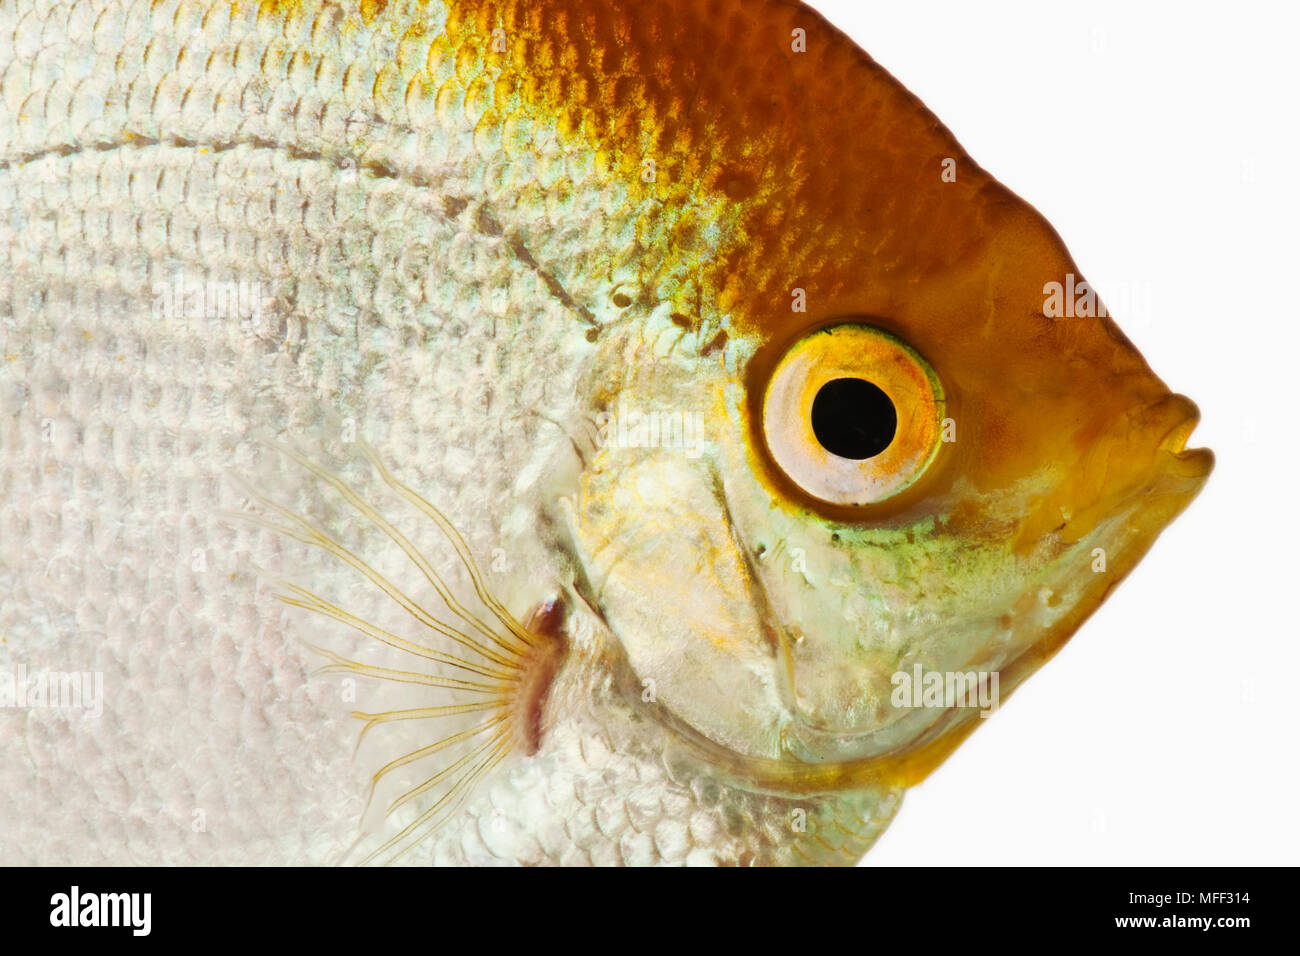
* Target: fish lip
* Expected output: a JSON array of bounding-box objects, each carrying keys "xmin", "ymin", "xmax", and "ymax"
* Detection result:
[
  {"xmin": 1105, "ymin": 393, "xmax": 1215, "ymax": 549},
  {"xmin": 1155, "ymin": 393, "xmax": 1214, "ymax": 474},
  {"xmin": 1050, "ymin": 390, "xmax": 1213, "ymax": 550}
]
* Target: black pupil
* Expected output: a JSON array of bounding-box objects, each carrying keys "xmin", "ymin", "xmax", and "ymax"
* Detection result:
[{"xmin": 810, "ymin": 378, "xmax": 897, "ymax": 460}]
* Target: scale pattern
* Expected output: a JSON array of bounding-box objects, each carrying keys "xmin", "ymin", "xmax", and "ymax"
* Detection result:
[{"xmin": 0, "ymin": 0, "xmax": 912, "ymax": 864}]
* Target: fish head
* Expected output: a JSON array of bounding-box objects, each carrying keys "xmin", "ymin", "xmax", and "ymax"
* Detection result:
[
  {"xmin": 556, "ymin": 29, "xmax": 1211, "ymax": 786},
  {"xmin": 560, "ymin": 196, "xmax": 1211, "ymax": 788}
]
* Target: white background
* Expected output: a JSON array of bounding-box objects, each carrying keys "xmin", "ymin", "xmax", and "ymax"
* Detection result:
[{"xmin": 800, "ymin": 0, "xmax": 1300, "ymax": 865}]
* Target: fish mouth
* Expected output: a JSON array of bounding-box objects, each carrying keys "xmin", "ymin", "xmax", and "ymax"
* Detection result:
[
  {"xmin": 1055, "ymin": 392, "xmax": 1212, "ymax": 550},
  {"xmin": 1137, "ymin": 393, "xmax": 1213, "ymax": 475}
]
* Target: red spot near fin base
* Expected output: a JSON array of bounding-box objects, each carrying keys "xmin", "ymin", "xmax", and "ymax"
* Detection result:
[{"xmin": 515, "ymin": 598, "xmax": 567, "ymax": 756}]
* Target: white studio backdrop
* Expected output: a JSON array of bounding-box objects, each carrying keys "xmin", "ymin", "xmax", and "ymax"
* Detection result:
[{"xmin": 799, "ymin": 0, "xmax": 1300, "ymax": 865}]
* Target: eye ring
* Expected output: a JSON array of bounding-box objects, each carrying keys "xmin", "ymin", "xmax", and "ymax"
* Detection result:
[{"xmin": 761, "ymin": 323, "xmax": 945, "ymax": 506}]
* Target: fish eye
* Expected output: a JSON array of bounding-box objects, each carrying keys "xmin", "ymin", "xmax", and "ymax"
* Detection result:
[
  {"xmin": 810, "ymin": 378, "xmax": 898, "ymax": 460},
  {"xmin": 761, "ymin": 323, "xmax": 946, "ymax": 506}
]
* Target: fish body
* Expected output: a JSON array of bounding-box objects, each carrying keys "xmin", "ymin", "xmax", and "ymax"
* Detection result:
[{"xmin": 0, "ymin": 0, "xmax": 1210, "ymax": 865}]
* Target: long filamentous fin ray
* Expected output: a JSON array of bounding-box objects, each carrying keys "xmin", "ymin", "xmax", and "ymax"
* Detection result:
[
  {"xmin": 384, "ymin": 728, "xmax": 509, "ymax": 817},
  {"xmin": 274, "ymin": 580, "xmax": 515, "ymax": 681},
  {"xmin": 269, "ymin": 440, "xmax": 532, "ymax": 657},
  {"xmin": 364, "ymin": 735, "xmax": 513, "ymax": 867},
  {"xmin": 357, "ymin": 440, "xmax": 538, "ymax": 650},
  {"xmin": 373, "ymin": 717, "xmax": 507, "ymax": 792},
  {"xmin": 351, "ymin": 701, "xmax": 502, "ymax": 740},
  {"xmin": 223, "ymin": 445, "xmax": 547, "ymax": 866},
  {"xmin": 359, "ymin": 737, "xmax": 500, "ymax": 866},
  {"xmin": 303, "ymin": 641, "xmax": 502, "ymax": 693},
  {"xmin": 224, "ymin": 478, "xmax": 518, "ymax": 668},
  {"xmin": 358, "ymin": 716, "xmax": 508, "ymax": 824},
  {"xmin": 373, "ymin": 718, "xmax": 508, "ymax": 812},
  {"xmin": 227, "ymin": 485, "xmax": 514, "ymax": 667}
]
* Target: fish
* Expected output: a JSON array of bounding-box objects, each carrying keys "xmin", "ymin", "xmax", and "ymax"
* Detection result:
[{"xmin": 0, "ymin": 0, "xmax": 1212, "ymax": 866}]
